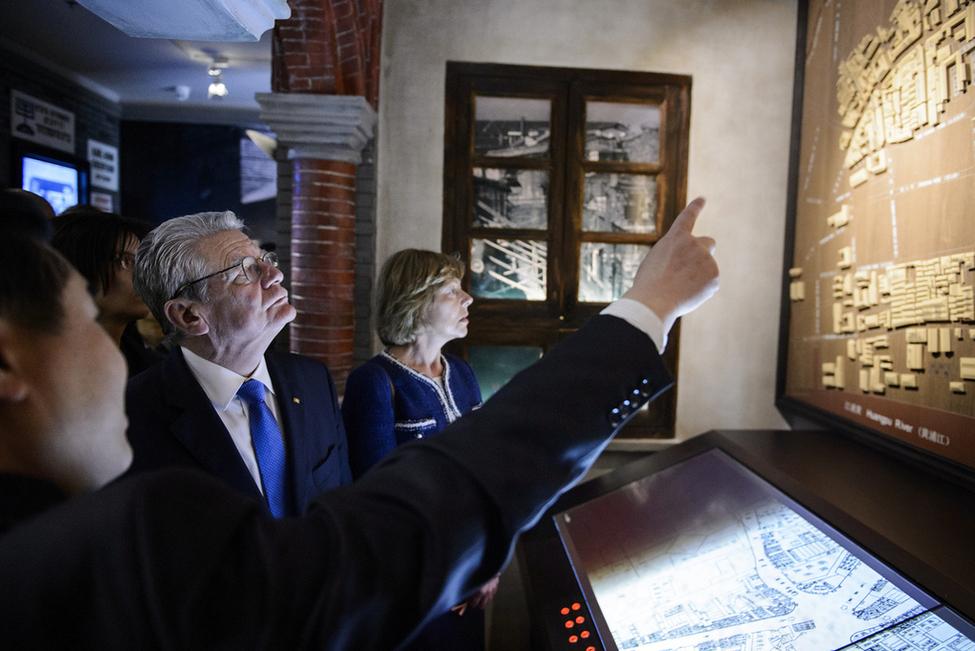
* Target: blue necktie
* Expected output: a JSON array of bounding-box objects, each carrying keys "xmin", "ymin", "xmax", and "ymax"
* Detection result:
[{"xmin": 237, "ymin": 379, "xmax": 291, "ymax": 518}]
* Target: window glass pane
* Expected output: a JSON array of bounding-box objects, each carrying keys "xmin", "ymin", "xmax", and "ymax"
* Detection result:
[
  {"xmin": 474, "ymin": 96, "xmax": 551, "ymax": 158},
  {"xmin": 473, "ymin": 168, "xmax": 548, "ymax": 228},
  {"xmin": 240, "ymin": 135, "xmax": 277, "ymax": 204},
  {"xmin": 586, "ymin": 101, "xmax": 660, "ymax": 163},
  {"xmin": 468, "ymin": 345, "xmax": 544, "ymax": 402},
  {"xmin": 470, "ymin": 238, "xmax": 547, "ymax": 300},
  {"xmin": 583, "ymin": 173, "xmax": 656, "ymax": 234},
  {"xmin": 579, "ymin": 242, "xmax": 651, "ymax": 303}
]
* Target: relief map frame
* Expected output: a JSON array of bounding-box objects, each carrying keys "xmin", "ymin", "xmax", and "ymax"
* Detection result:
[{"xmin": 780, "ymin": 0, "xmax": 975, "ymax": 474}]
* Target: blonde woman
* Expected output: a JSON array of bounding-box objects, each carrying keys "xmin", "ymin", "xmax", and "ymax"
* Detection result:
[{"xmin": 342, "ymin": 248, "xmax": 496, "ymax": 650}]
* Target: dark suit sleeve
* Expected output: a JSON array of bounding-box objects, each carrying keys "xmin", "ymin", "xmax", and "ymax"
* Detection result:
[
  {"xmin": 270, "ymin": 352, "xmax": 353, "ymax": 502},
  {"xmin": 316, "ymin": 359, "xmax": 353, "ymax": 488},
  {"xmin": 0, "ymin": 316, "xmax": 672, "ymax": 651},
  {"xmin": 342, "ymin": 362, "xmax": 398, "ymax": 478},
  {"xmin": 124, "ymin": 349, "xmax": 269, "ymax": 505}
]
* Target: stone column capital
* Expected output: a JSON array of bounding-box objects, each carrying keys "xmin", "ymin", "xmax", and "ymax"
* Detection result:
[{"xmin": 256, "ymin": 93, "xmax": 377, "ymax": 164}]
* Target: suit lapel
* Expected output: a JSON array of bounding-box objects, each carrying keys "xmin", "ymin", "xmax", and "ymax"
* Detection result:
[
  {"xmin": 162, "ymin": 349, "xmax": 268, "ymax": 508},
  {"xmin": 267, "ymin": 353, "xmax": 309, "ymax": 513}
]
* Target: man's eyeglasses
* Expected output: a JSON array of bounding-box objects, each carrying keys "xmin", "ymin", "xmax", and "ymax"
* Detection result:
[{"xmin": 171, "ymin": 251, "xmax": 279, "ymax": 300}]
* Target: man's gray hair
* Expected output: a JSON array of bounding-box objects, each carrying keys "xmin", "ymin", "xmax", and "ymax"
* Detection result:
[{"xmin": 134, "ymin": 211, "xmax": 246, "ymax": 338}]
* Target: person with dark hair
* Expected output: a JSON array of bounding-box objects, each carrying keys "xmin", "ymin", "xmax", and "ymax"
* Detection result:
[
  {"xmin": 343, "ymin": 248, "xmax": 492, "ymax": 649},
  {"xmin": 0, "ymin": 188, "xmax": 55, "ymax": 241},
  {"xmin": 0, "ymin": 235, "xmax": 132, "ymax": 513},
  {"xmin": 0, "ymin": 199, "xmax": 719, "ymax": 650},
  {"xmin": 50, "ymin": 207, "xmax": 162, "ymax": 376}
]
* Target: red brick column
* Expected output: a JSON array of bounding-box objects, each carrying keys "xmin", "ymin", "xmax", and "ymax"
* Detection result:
[
  {"xmin": 256, "ymin": 93, "xmax": 375, "ymax": 389},
  {"xmin": 289, "ymin": 159, "xmax": 357, "ymax": 382},
  {"xmin": 263, "ymin": 0, "xmax": 382, "ymax": 390}
]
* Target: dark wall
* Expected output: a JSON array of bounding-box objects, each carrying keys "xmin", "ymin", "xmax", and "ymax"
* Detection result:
[
  {"xmin": 120, "ymin": 121, "xmax": 276, "ymax": 246},
  {"xmin": 0, "ymin": 45, "xmax": 120, "ymax": 209}
]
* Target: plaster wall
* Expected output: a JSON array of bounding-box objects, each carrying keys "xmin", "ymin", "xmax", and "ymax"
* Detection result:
[{"xmin": 376, "ymin": 0, "xmax": 797, "ymax": 438}]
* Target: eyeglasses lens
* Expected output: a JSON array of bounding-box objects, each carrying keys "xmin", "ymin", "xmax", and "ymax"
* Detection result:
[
  {"xmin": 242, "ymin": 252, "xmax": 278, "ymax": 283},
  {"xmin": 241, "ymin": 257, "xmax": 259, "ymax": 282}
]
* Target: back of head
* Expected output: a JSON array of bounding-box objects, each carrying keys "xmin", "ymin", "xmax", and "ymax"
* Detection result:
[
  {"xmin": 50, "ymin": 209, "xmax": 152, "ymax": 296},
  {"xmin": 0, "ymin": 189, "xmax": 55, "ymax": 242},
  {"xmin": 376, "ymin": 248, "xmax": 465, "ymax": 346},
  {"xmin": 134, "ymin": 211, "xmax": 245, "ymax": 338},
  {"xmin": 0, "ymin": 232, "xmax": 72, "ymax": 335}
]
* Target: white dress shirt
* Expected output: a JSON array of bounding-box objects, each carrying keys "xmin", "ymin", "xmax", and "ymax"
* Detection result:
[
  {"xmin": 601, "ymin": 298, "xmax": 667, "ymax": 353},
  {"xmin": 180, "ymin": 347, "xmax": 284, "ymax": 493}
]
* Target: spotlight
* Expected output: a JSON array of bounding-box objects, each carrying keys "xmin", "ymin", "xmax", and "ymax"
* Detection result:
[
  {"xmin": 207, "ymin": 57, "xmax": 230, "ymax": 100},
  {"xmin": 207, "ymin": 68, "xmax": 228, "ymax": 99}
]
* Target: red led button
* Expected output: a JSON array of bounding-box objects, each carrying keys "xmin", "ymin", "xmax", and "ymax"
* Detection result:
[
  {"xmin": 576, "ymin": 615, "xmax": 585, "ymax": 624},
  {"xmin": 581, "ymin": 630, "xmax": 590, "ymax": 639},
  {"xmin": 568, "ymin": 635, "xmax": 578, "ymax": 643},
  {"xmin": 564, "ymin": 620, "xmax": 574, "ymax": 629},
  {"xmin": 586, "ymin": 647, "xmax": 596, "ymax": 651},
  {"xmin": 571, "ymin": 602, "xmax": 581, "ymax": 610},
  {"xmin": 561, "ymin": 607, "xmax": 570, "ymax": 615}
]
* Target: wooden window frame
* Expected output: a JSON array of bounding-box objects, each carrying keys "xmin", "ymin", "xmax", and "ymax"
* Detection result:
[{"xmin": 443, "ymin": 62, "xmax": 691, "ymax": 439}]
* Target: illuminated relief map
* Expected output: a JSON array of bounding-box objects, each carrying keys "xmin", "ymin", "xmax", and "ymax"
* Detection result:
[
  {"xmin": 558, "ymin": 451, "xmax": 975, "ymax": 651},
  {"xmin": 785, "ymin": 0, "xmax": 975, "ymax": 468}
]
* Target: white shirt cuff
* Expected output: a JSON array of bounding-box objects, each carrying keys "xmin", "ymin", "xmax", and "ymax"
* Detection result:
[{"xmin": 600, "ymin": 298, "xmax": 667, "ymax": 353}]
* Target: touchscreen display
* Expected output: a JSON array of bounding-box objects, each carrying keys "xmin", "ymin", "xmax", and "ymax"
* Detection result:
[{"xmin": 555, "ymin": 449, "xmax": 974, "ymax": 650}]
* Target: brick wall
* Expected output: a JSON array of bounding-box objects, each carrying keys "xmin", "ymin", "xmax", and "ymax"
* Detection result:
[
  {"xmin": 272, "ymin": 140, "xmax": 376, "ymax": 370},
  {"xmin": 289, "ymin": 158, "xmax": 358, "ymax": 383},
  {"xmin": 272, "ymin": 0, "xmax": 381, "ymax": 106}
]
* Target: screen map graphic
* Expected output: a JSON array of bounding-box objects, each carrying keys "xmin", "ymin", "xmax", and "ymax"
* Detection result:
[{"xmin": 556, "ymin": 450, "xmax": 975, "ymax": 651}]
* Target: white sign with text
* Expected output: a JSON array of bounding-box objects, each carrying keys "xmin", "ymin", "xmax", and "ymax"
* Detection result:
[
  {"xmin": 88, "ymin": 140, "xmax": 119, "ymax": 191},
  {"xmin": 10, "ymin": 90, "xmax": 75, "ymax": 154}
]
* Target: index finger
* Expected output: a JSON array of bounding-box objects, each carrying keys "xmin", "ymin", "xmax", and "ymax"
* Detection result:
[{"xmin": 670, "ymin": 196, "xmax": 706, "ymax": 234}]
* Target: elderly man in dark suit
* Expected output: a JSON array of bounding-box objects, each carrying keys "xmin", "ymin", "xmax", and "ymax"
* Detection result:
[{"xmin": 125, "ymin": 211, "xmax": 351, "ymax": 517}]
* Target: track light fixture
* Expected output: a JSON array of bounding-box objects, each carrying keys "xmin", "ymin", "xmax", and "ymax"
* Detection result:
[{"xmin": 207, "ymin": 60, "xmax": 229, "ymax": 99}]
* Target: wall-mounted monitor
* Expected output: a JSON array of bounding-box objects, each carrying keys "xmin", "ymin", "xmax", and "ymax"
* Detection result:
[
  {"xmin": 11, "ymin": 143, "xmax": 88, "ymax": 215},
  {"xmin": 777, "ymin": 0, "xmax": 975, "ymax": 480}
]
